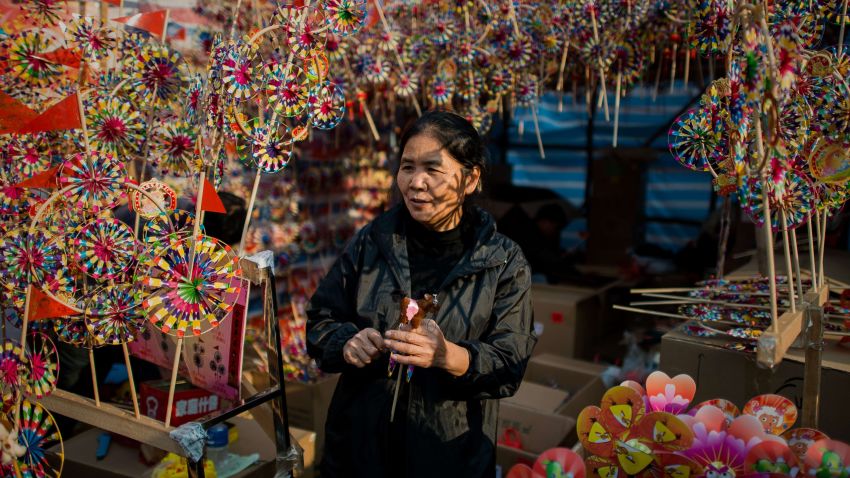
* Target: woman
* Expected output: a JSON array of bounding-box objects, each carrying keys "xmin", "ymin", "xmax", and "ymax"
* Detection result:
[{"xmin": 306, "ymin": 111, "xmax": 536, "ymax": 477}]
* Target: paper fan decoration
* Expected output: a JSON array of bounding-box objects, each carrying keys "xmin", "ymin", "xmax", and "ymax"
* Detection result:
[
  {"xmin": 744, "ymin": 440, "xmax": 799, "ymax": 475},
  {"xmin": 0, "ymin": 341, "xmax": 27, "ymax": 413},
  {"xmin": 23, "ymin": 332, "xmax": 58, "ymax": 400},
  {"xmin": 286, "ymin": 9, "xmax": 328, "ymax": 60},
  {"xmin": 742, "ymin": 394, "xmax": 797, "ymax": 435},
  {"xmin": 802, "ymin": 439, "xmax": 850, "ymax": 477},
  {"xmin": 267, "ymin": 64, "xmax": 311, "ymax": 118},
  {"xmin": 427, "ymin": 74, "xmax": 455, "ymax": 107},
  {"xmin": 142, "ymin": 210, "xmax": 202, "ymax": 254},
  {"xmin": 0, "ymin": 228, "xmax": 62, "ymax": 289},
  {"xmin": 533, "ymin": 448, "xmax": 585, "ymax": 478},
  {"xmin": 309, "ymin": 82, "xmax": 346, "ymax": 130},
  {"xmin": 74, "ymin": 218, "xmax": 137, "ymax": 280},
  {"xmin": 693, "ymin": 398, "xmax": 740, "ymax": 426},
  {"xmin": 141, "ymin": 235, "xmax": 241, "ymax": 337},
  {"xmin": 132, "ymin": 179, "xmax": 177, "ymax": 219},
  {"xmin": 15, "ymin": 399, "xmax": 63, "ymax": 478},
  {"xmin": 85, "ymin": 284, "xmax": 144, "ymax": 345},
  {"xmin": 809, "ymin": 137, "xmax": 850, "ymax": 184},
  {"xmin": 58, "ymin": 152, "xmax": 127, "ymax": 213},
  {"xmin": 394, "ymin": 73, "xmax": 419, "ymax": 98},
  {"xmin": 783, "ymin": 428, "xmax": 830, "ymax": 462},
  {"xmin": 645, "ymin": 371, "xmax": 696, "ymax": 414},
  {"xmin": 740, "ymin": 172, "xmax": 815, "ymax": 231},
  {"xmin": 6, "ymin": 135, "xmax": 53, "ymax": 180}
]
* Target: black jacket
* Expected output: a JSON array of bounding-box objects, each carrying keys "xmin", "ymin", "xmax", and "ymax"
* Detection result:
[{"xmin": 306, "ymin": 205, "xmax": 537, "ymax": 478}]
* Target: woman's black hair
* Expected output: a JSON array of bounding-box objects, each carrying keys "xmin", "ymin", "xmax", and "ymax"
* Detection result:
[{"xmin": 398, "ymin": 110, "xmax": 489, "ymax": 188}]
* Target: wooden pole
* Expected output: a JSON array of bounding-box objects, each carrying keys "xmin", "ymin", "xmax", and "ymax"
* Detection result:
[
  {"xmin": 89, "ymin": 346, "xmax": 100, "ymax": 407},
  {"xmin": 122, "ymin": 343, "xmax": 140, "ymax": 419},
  {"xmin": 613, "ymin": 72, "xmax": 622, "ymax": 147},
  {"xmin": 808, "ymin": 213, "xmax": 818, "ymax": 291},
  {"xmin": 819, "ymin": 211, "xmax": 827, "ymax": 288},
  {"xmin": 762, "ymin": 182, "xmax": 779, "ymax": 333},
  {"xmin": 790, "ymin": 226, "xmax": 804, "ymax": 305},
  {"xmin": 670, "ymin": 43, "xmax": 678, "ymax": 93},
  {"xmin": 531, "ymin": 103, "xmax": 545, "ymax": 159},
  {"xmin": 781, "ymin": 212, "xmax": 797, "ymax": 312},
  {"xmin": 164, "ymin": 337, "xmax": 183, "ymax": 428},
  {"xmin": 238, "ymin": 170, "xmax": 262, "ymax": 256}
]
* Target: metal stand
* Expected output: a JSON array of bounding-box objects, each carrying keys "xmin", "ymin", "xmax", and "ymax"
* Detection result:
[{"xmin": 43, "ymin": 254, "xmax": 295, "ymax": 478}]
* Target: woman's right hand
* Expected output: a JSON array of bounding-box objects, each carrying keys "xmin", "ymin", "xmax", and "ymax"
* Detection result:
[{"xmin": 342, "ymin": 328, "xmax": 385, "ymax": 368}]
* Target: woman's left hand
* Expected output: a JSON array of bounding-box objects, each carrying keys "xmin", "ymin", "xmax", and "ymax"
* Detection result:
[{"xmin": 384, "ymin": 319, "xmax": 470, "ymax": 376}]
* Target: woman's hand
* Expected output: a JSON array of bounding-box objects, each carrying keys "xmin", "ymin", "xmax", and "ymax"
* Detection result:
[
  {"xmin": 343, "ymin": 328, "xmax": 385, "ymax": 368},
  {"xmin": 384, "ymin": 319, "xmax": 470, "ymax": 377}
]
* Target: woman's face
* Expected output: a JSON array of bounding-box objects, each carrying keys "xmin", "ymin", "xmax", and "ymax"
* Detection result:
[{"xmin": 397, "ymin": 133, "xmax": 480, "ymax": 231}]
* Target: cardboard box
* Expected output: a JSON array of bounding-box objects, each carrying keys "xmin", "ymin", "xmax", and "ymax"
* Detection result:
[
  {"xmin": 140, "ymin": 380, "xmax": 222, "ymax": 427},
  {"xmin": 524, "ymin": 354, "xmax": 608, "ymax": 420},
  {"xmin": 291, "ymin": 427, "xmax": 317, "ymax": 478},
  {"xmin": 531, "ymin": 283, "xmax": 607, "ymax": 359},
  {"xmin": 661, "ymin": 326, "xmax": 850, "ymax": 441},
  {"xmin": 285, "ymin": 374, "xmax": 339, "ymax": 465}
]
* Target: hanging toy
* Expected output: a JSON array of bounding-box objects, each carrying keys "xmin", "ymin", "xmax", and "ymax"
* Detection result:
[{"xmin": 388, "ymin": 294, "xmax": 439, "ymax": 422}]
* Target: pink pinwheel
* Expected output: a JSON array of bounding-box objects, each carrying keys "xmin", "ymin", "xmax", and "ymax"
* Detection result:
[{"xmin": 645, "ymin": 371, "xmax": 696, "ymax": 414}]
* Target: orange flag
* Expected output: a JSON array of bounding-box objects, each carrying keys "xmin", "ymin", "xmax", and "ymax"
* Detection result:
[
  {"xmin": 200, "ymin": 177, "xmax": 226, "ymax": 213},
  {"xmin": 28, "ymin": 286, "xmax": 79, "ymax": 321},
  {"xmin": 38, "ymin": 48, "xmax": 82, "ymax": 69},
  {"xmin": 16, "ymin": 166, "xmax": 60, "ymax": 189},
  {"xmin": 112, "ymin": 10, "xmax": 168, "ymax": 38},
  {"xmin": 17, "ymin": 94, "xmax": 82, "ymax": 135},
  {"xmin": 0, "ymin": 92, "xmax": 38, "ymax": 135}
]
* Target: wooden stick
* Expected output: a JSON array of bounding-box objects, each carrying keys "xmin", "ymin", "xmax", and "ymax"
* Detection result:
[
  {"xmin": 790, "ymin": 225, "xmax": 804, "ymax": 305},
  {"xmin": 19, "ymin": 287, "xmax": 32, "ymax": 362},
  {"xmin": 162, "ymin": 9, "xmax": 170, "ymax": 43},
  {"xmin": 556, "ymin": 41, "xmax": 570, "ymax": 93},
  {"xmin": 122, "ymin": 343, "xmax": 140, "ymax": 419},
  {"xmin": 373, "ymin": 0, "xmax": 421, "ymax": 116},
  {"xmin": 389, "ymin": 367, "xmax": 403, "ymax": 422},
  {"xmin": 238, "ymin": 169, "xmax": 262, "ymax": 255},
  {"xmin": 670, "ymin": 43, "xmax": 678, "ymax": 93},
  {"xmin": 531, "ymin": 103, "xmax": 545, "ymax": 159},
  {"xmin": 840, "ymin": 0, "xmax": 849, "ymax": 51},
  {"xmin": 360, "ymin": 96, "xmax": 381, "ymax": 141},
  {"xmin": 588, "ymin": 11, "xmax": 610, "ymax": 120},
  {"xmin": 164, "ymin": 337, "xmax": 183, "ymax": 428},
  {"xmin": 613, "ymin": 72, "xmax": 622, "ymax": 148},
  {"xmin": 653, "ymin": 55, "xmax": 663, "ymax": 101},
  {"xmin": 819, "ymin": 211, "xmax": 827, "ymax": 288},
  {"xmin": 807, "ymin": 213, "xmax": 818, "ymax": 291},
  {"xmin": 781, "ymin": 212, "xmax": 797, "ymax": 313},
  {"xmin": 762, "ymin": 180, "xmax": 779, "ymax": 333},
  {"xmin": 119, "ymin": 0, "xmax": 124, "ymax": 17},
  {"xmin": 76, "ymin": 90, "xmax": 93, "ymax": 158},
  {"xmin": 89, "ymin": 346, "xmax": 100, "ymax": 407}
]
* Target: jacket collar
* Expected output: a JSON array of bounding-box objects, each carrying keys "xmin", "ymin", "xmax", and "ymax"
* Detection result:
[{"xmin": 370, "ymin": 204, "xmax": 507, "ymax": 295}]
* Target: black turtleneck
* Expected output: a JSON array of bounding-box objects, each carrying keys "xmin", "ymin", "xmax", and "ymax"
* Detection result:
[{"xmin": 404, "ymin": 208, "xmax": 475, "ymax": 298}]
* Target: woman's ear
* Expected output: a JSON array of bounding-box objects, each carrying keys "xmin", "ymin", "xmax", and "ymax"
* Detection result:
[{"xmin": 464, "ymin": 167, "xmax": 481, "ymax": 196}]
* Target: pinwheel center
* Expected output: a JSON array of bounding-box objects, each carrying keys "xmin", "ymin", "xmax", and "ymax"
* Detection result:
[
  {"xmin": 23, "ymin": 147, "xmax": 40, "ymax": 165},
  {"xmin": 0, "ymin": 358, "xmax": 19, "ymax": 385},
  {"xmin": 30, "ymin": 354, "xmax": 45, "ymax": 379},
  {"xmin": 19, "ymin": 249, "xmax": 44, "ymax": 271},
  {"xmin": 1, "ymin": 186, "xmax": 23, "ymax": 200},
  {"xmin": 435, "ymin": 84, "xmax": 446, "ymax": 96},
  {"xmin": 177, "ymin": 276, "xmax": 205, "ymax": 304},
  {"xmin": 169, "ymin": 135, "xmax": 193, "ymax": 156},
  {"xmin": 24, "ymin": 52, "xmax": 48, "ymax": 73},
  {"xmin": 100, "ymin": 117, "xmax": 127, "ymax": 142},
  {"xmin": 87, "ymin": 32, "xmax": 105, "ymax": 50},
  {"xmin": 93, "ymin": 237, "xmax": 115, "ymax": 262},
  {"xmin": 235, "ymin": 63, "xmax": 251, "ymax": 85}
]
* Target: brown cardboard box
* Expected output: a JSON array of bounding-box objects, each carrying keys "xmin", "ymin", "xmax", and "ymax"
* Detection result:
[
  {"xmin": 525, "ymin": 354, "xmax": 608, "ymax": 421},
  {"xmin": 291, "ymin": 427, "xmax": 317, "ymax": 478},
  {"xmin": 285, "ymin": 374, "xmax": 339, "ymax": 465},
  {"xmin": 661, "ymin": 326, "xmax": 850, "ymax": 441},
  {"xmin": 496, "ymin": 444, "xmax": 540, "ymax": 473},
  {"xmin": 531, "ymin": 284, "xmax": 608, "ymax": 359}
]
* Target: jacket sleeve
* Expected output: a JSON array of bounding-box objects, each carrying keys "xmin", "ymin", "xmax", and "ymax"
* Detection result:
[
  {"xmin": 305, "ymin": 229, "xmax": 365, "ymax": 374},
  {"xmin": 451, "ymin": 246, "xmax": 537, "ymax": 400}
]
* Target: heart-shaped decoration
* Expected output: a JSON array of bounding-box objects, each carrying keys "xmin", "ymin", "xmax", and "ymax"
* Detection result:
[{"xmin": 645, "ymin": 371, "xmax": 696, "ymax": 413}]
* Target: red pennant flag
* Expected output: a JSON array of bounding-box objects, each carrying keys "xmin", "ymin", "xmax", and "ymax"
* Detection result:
[
  {"xmin": 112, "ymin": 10, "xmax": 168, "ymax": 38},
  {"xmin": 16, "ymin": 166, "xmax": 60, "ymax": 189},
  {"xmin": 17, "ymin": 94, "xmax": 82, "ymax": 135},
  {"xmin": 102, "ymin": 0, "xmax": 122, "ymax": 5},
  {"xmin": 29, "ymin": 286, "xmax": 79, "ymax": 321},
  {"xmin": 0, "ymin": 92, "xmax": 38, "ymax": 135},
  {"xmin": 168, "ymin": 26, "xmax": 187, "ymax": 41},
  {"xmin": 201, "ymin": 178, "xmax": 226, "ymax": 213},
  {"xmin": 37, "ymin": 48, "xmax": 83, "ymax": 69}
]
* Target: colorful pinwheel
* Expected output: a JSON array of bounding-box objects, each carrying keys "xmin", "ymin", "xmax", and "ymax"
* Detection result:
[
  {"xmin": 309, "ymin": 82, "xmax": 346, "ymax": 130},
  {"xmin": 141, "ymin": 235, "xmax": 241, "ymax": 338},
  {"xmin": 58, "ymin": 152, "xmax": 127, "ymax": 212},
  {"xmin": 142, "ymin": 210, "xmax": 202, "ymax": 256},
  {"xmin": 0, "ymin": 229, "xmax": 62, "ymax": 288},
  {"xmin": 74, "ymin": 218, "xmax": 137, "ymax": 280},
  {"xmin": 85, "ymin": 96, "xmax": 146, "ymax": 158},
  {"xmin": 152, "ymin": 121, "xmax": 198, "ymax": 177},
  {"xmin": 23, "ymin": 333, "xmax": 58, "ymax": 400},
  {"xmin": 85, "ymin": 284, "xmax": 145, "ymax": 345},
  {"xmin": 15, "ymin": 400, "xmax": 64, "ymax": 478}
]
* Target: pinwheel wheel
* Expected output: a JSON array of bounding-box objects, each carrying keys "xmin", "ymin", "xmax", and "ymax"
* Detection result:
[
  {"xmin": 692, "ymin": 0, "xmax": 732, "ymax": 55},
  {"xmin": 85, "ymin": 96, "xmax": 146, "ymax": 158},
  {"xmin": 5, "ymin": 135, "xmax": 53, "ymax": 180},
  {"xmin": 53, "ymin": 318, "xmax": 90, "ymax": 346},
  {"xmin": 58, "ymin": 152, "xmax": 127, "ymax": 213},
  {"xmin": 85, "ymin": 284, "xmax": 145, "ymax": 345},
  {"xmin": 739, "ymin": 171, "xmax": 815, "ymax": 231},
  {"xmin": 251, "ymin": 126, "xmax": 294, "ymax": 174},
  {"xmin": 309, "ymin": 82, "xmax": 346, "ymax": 130},
  {"xmin": 64, "ymin": 16, "xmax": 117, "ymax": 62},
  {"xmin": 126, "ymin": 44, "xmax": 190, "ymax": 106},
  {"xmin": 0, "ymin": 229, "xmax": 62, "ymax": 288},
  {"xmin": 142, "ymin": 210, "xmax": 202, "ymax": 255},
  {"xmin": 141, "ymin": 235, "xmax": 241, "ymax": 337},
  {"xmin": 324, "ymin": 0, "xmax": 367, "ymax": 36},
  {"xmin": 74, "ymin": 218, "xmax": 137, "ymax": 280},
  {"xmin": 669, "ymin": 107, "xmax": 726, "ymax": 172},
  {"xmin": 23, "ymin": 333, "xmax": 58, "ymax": 400},
  {"xmin": 0, "ymin": 341, "xmax": 27, "ymax": 413},
  {"xmin": 4, "ymin": 30, "xmax": 63, "ymax": 87},
  {"xmin": 221, "ymin": 41, "xmax": 261, "ymax": 103},
  {"xmin": 15, "ymin": 400, "xmax": 63, "ymax": 478},
  {"xmin": 267, "ymin": 64, "xmax": 311, "ymax": 118},
  {"xmin": 152, "ymin": 121, "xmax": 198, "ymax": 177},
  {"xmin": 286, "ymin": 9, "xmax": 328, "ymax": 61}
]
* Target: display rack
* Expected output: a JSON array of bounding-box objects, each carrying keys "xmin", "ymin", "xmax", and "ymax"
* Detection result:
[{"xmin": 42, "ymin": 255, "xmax": 293, "ymax": 478}]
